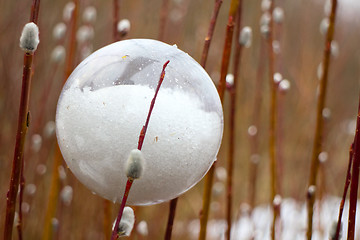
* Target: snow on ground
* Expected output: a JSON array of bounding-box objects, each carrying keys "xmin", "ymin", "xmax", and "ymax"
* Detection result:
[{"xmin": 186, "ymin": 196, "xmax": 360, "ymax": 239}]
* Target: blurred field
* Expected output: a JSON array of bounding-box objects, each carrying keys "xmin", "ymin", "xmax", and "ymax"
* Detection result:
[{"xmin": 1, "ymin": 0, "xmax": 360, "ymax": 239}]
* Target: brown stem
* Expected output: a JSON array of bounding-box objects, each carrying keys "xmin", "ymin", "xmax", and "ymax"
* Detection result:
[
  {"xmin": 103, "ymin": 200, "xmax": 113, "ymax": 240},
  {"xmin": 158, "ymin": 0, "xmax": 170, "ymax": 41},
  {"xmin": 16, "ymin": 156, "xmax": 25, "ymax": 240},
  {"xmin": 199, "ymin": 162, "xmax": 216, "ymax": 240},
  {"xmin": 225, "ymin": 2, "xmax": 243, "ymax": 239},
  {"xmin": 30, "ymin": 0, "xmax": 41, "ymax": 23},
  {"xmin": 306, "ymin": 0, "xmax": 337, "ymax": 239},
  {"xmin": 248, "ymin": 38, "xmax": 266, "ymax": 209},
  {"xmin": 42, "ymin": 149, "xmax": 62, "ymax": 240},
  {"xmin": 4, "ymin": 53, "xmax": 33, "ymax": 240},
  {"xmin": 276, "ymin": 92, "xmax": 285, "ymax": 197},
  {"xmin": 216, "ymin": 16, "xmax": 235, "ymax": 102},
  {"xmin": 200, "ymin": 0, "xmax": 223, "ymax": 68},
  {"xmin": 266, "ymin": 1, "xmax": 279, "ymax": 239},
  {"xmin": 333, "ymin": 144, "xmax": 353, "ymax": 240},
  {"xmin": 273, "ymin": 7, "xmax": 284, "ymax": 200},
  {"xmin": 111, "ymin": 60, "xmax": 170, "ymax": 239},
  {"xmin": 164, "ymin": 198, "xmax": 178, "ymax": 240},
  {"xmin": 113, "ymin": 0, "xmax": 120, "ymax": 42},
  {"xmin": 347, "ymin": 98, "xmax": 360, "ymax": 240},
  {"xmin": 199, "ymin": 1, "xmax": 239, "ymax": 240}
]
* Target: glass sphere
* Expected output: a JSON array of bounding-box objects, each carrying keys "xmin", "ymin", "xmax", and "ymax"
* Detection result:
[{"xmin": 56, "ymin": 39, "xmax": 223, "ymax": 205}]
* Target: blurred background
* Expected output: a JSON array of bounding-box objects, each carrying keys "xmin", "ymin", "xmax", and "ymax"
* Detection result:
[{"xmin": 1, "ymin": 0, "xmax": 360, "ymax": 239}]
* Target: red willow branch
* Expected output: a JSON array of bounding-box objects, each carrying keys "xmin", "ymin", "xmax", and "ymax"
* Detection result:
[
  {"xmin": 111, "ymin": 60, "xmax": 170, "ymax": 240},
  {"xmin": 4, "ymin": 1, "xmax": 41, "ymax": 239},
  {"xmin": 17, "ymin": 160, "xmax": 25, "ymax": 240},
  {"xmin": 200, "ymin": 0, "xmax": 223, "ymax": 67},
  {"xmin": 216, "ymin": 1, "xmax": 238, "ymax": 102},
  {"xmin": 164, "ymin": 197, "xmax": 178, "ymax": 240},
  {"xmin": 332, "ymin": 144, "xmax": 353, "ymax": 240},
  {"xmin": 306, "ymin": 0, "xmax": 338, "ymax": 239},
  {"xmin": 347, "ymin": 98, "xmax": 360, "ymax": 240}
]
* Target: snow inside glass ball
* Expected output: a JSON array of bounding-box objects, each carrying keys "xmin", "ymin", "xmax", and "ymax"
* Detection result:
[{"xmin": 56, "ymin": 39, "xmax": 223, "ymax": 205}]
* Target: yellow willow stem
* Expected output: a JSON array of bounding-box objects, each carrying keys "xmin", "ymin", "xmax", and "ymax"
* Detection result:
[
  {"xmin": 266, "ymin": 0, "xmax": 278, "ymax": 238},
  {"xmin": 42, "ymin": 148, "xmax": 61, "ymax": 240},
  {"xmin": 306, "ymin": 0, "xmax": 338, "ymax": 239},
  {"xmin": 225, "ymin": 2, "xmax": 243, "ymax": 239}
]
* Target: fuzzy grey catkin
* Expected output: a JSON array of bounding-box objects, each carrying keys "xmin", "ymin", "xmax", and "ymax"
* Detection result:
[
  {"xmin": 82, "ymin": 6, "xmax": 97, "ymax": 23},
  {"xmin": 53, "ymin": 22, "xmax": 67, "ymax": 40},
  {"xmin": 63, "ymin": 2, "xmax": 75, "ymax": 22},
  {"xmin": 226, "ymin": 73, "xmax": 234, "ymax": 86},
  {"xmin": 117, "ymin": 19, "xmax": 131, "ymax": 33},
  {"xmin": 273, "ymin": 72, "xmax": 282, "ymax": 84},
  {"xmin": 320, "ymin": 18, "xmax": 329, "ymax": 36},
  {"xmin": 239, "ymin": 26, "xmax": 252, "ymax": 48},
  {"xmin": 279, "ymin": 79, "xmax": 290, "ymax": 93},
  {"xmin": 125, "ymin": 149, "xmax": 144, "ymax": 180},
  {"xmin": 273, "ymin": 7, "xmax": 284, "ymax": 24},
  {"xmin": 51, "ymin": 45, "xmax": 66, "ymax": 63},
  {"xmin": 20, "ymin": 22, "xmax": 40, "ymax": 54},
  {"xmin": 113, "ymin": 207, "xmax": 135, "ymax": 237}
]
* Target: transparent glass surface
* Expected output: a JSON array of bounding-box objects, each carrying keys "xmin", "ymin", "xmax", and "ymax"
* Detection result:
[{"xmin": 56, "ymin": 39, "xmax": 223, "ymax": 205}]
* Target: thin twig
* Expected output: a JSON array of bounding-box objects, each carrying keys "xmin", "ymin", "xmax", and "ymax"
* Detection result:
[
  {"xmin": 3, "ymin": 55, "xmax": 33, "ymax": 239},
  {"xmin": 111, "ymin": 60, "xmax": 170, "ymax": 240},
  {"xmin": 103, "ymin": 200, "xmax": 113, "ymax": 240},
  {"xmin": 199, "ymin": 1, "xmax": 239, "ymax": 239},
  {"xmin": 333, "ymin": 144, "xmax": 353, "ymax": 240},
  {"xmin": 248, "ymin": 37, "xmax": 266, "ymax": 209},
  {"xmin": 200, "ymin": 0, "xmax": 223, "ymax": 67},
  {"xmin": 347, "ymin": 98, "xmax": 360, "ymax": 240},
  {"xmin": 138, "ymin": 60, "xmax": 170, "ymax": 150},
  {"xmin": 111, "ymin": 179, "xmax": 134, "ymax": 240},
  {"xmin": 42, "ymin": 149, "xmax": 62, "ymax": 240},
  {"xmin": 216, "ymin": 1, "xmax": 239, "ymax": 102},
  {"xmin": 113, "ymin": 0, "xmax": 120, "ymax": 42},
  {"xmin": 306, "ymin": 0, "xmax": 338, "ymax": 239},
  {"xmin": 16, "ymin": 157, "xmax": 25, "ymax": 240},
  {"xmin": 164, "ymin": 198, "xmax": 179, "ymax": 240},
  {"xmin": 30, "ymin": 0, "xmax": 41, "ymax": 23},
  {"xmin": 225, "ymin": 2, "xmax": 243, "ymax": 239},
  {"xmin": 158, "ymin": 0, "xmax": 170, "ymax": 41},
  {"xmin": 265, "ymin": 1, "xmax": 279, "ymax": 239}
]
